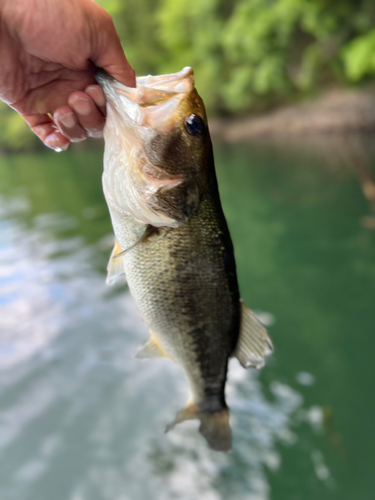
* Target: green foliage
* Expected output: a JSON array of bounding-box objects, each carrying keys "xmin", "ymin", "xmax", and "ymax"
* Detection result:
[
  {"xmin": 3, "ymin": 0, "xmax": 375, "ymax": 150},
  {"xmin": 342, "ymin": 29, "xmax": 375, "ymax": 81},
  {"xmin": 99, "ymin": 0, "xmax": 375, "ymax": 114},
  {"xmin": 0, "ymin": 102, "xmax": 39, "ymax": 151}
]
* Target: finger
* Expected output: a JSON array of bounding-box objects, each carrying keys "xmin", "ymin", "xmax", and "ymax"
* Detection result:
[
  {"xmin": 92, "ymin": 10, "xmax": 136, "ymax": 87},
  {"xmin": 68, "ymin": 92, "xmax": 105, "ymax": 138},
  {"xmin": 85, "ymin": 85, "xmax": 106, "ymax": 116},
  {"xmin": 54, "ymin": 105, "xmax": 88, "ymax": 142},
  {"xmin": 11, "ymin": 66, "xmax": 98, "ymax": 117},
  {"xmin": 23, "ymin": 114, "xmax": 70, "ymax": 152}
]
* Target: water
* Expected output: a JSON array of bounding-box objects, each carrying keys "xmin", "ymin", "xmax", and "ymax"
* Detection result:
[{"xmin": 1, "ymin": 142, "xmax": 374, "ymax": 499}]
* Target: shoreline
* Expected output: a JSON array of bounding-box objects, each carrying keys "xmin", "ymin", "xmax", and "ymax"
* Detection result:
[{"xmin": 209, "ymin": 88, "xmax": 375, "ymax": 143}]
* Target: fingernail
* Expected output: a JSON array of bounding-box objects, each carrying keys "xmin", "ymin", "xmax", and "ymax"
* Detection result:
[
  {"xmin": 45, "ymin": 135, "xmax": 69, "ymax": 151},
  {"xmin": 59, "ymin": 112, "xmax": 75, "ymax": 128},
  {"xmin": 86, "ymin": 87, "xmax": 106, "ymax": 107},
  {"xmin": 87, "ymin": 127, "xmax": 103, "ymax": 139},
  {"xmin": 71, "ymin": 98, "xmax": 91, "ymax": 115},
  {"xmin": 71, "ymin": 134, "xmax": 87, "ymax": 143}
]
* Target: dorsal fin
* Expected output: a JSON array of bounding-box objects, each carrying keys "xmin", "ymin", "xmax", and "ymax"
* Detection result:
[
  {"xmin": 234, "ymin": 300, "xmax": 273, "ymax": 369},
  {"xmin": 135, "ymin": 331, "xmax": 169, "ymax": 359}
]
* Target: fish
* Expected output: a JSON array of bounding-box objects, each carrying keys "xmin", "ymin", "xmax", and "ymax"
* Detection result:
[{"xmin": 97, "ymin": 67, "xmax": 272, "ymax": 451}]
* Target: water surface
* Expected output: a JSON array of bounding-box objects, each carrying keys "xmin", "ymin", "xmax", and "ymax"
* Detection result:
[{"xmin": 1, "ymin": 142, "xmax": 374, "ymax": 499}]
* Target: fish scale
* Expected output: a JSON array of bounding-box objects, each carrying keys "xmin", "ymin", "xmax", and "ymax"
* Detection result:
[
  {"xmin": 97, "ymin": 67, "xmax": 273, "ymax": 451},
  {"xmin": 124, "ymin": 177, "xmax": 239, "ymax": 391}
]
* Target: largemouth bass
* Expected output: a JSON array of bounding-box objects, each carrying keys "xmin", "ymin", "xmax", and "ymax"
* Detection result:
[{"xmin": 97, "ymin": 67, "xmax": 272, "ymax": 451}]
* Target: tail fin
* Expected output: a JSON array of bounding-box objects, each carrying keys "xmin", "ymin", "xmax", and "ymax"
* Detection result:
[
  {"xmin": 165, "ymin": 405, "xmax": 232, "ymax": 452},
  {"xmin": 199, "ymin": 410, "xmax": 231, "ymax": 451}
]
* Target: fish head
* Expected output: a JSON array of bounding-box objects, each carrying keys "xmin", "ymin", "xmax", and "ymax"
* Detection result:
[{"xmin": 97, "ymin": 67, "xmax": 211, "ymax": 227}]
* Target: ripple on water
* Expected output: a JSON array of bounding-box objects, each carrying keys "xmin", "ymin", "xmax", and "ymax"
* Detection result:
[{"xmin": 0, "ymin": 193, "xmax": 326, "ymax": 500}]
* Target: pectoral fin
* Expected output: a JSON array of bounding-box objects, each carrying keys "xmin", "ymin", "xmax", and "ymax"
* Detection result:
[
  {"xmin": 107, "ymin": 226, "xmax": 156, "ymax": 285},
  {"xmin": 234, "ymin": 300, "xmax": 273, "ymax": 369},
  {"xmin": 135, "ymin": 332, "xmax": 169, "ymax": 359},
  {"xmin": 113, "ymin": 225, "xmax": 155, "ymax": 261},
  {"xmin": 107, "ymin": 240, "xmax": 126, "ymax": 285}
]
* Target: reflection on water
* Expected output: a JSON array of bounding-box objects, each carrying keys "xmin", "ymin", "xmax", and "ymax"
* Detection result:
[{"xmin": 0, "ymin": 145, "xmax": 374, "ymax": 499}]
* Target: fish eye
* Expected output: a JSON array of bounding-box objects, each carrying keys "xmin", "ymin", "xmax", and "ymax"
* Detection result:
[{"xmin": 184, "ymin": 114, "xmax": 205, "ymax": 137}]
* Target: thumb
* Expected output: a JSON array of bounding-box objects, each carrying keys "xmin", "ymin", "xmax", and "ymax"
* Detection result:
[{"xmin": 91, "ymin": 11, "xmax": 136, "ymax": 88}]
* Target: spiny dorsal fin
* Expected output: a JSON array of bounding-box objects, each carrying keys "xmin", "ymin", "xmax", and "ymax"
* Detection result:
[
  {"xmin": 234, "ymin": 300, "xmax": 273, "ymax": 369},
  {"xmin": 135, "ymin": 332, "xmax": 169, "ymax": 359},
  {"xmin": 107, "ymin": 240, "xmax": 126, "ymax": 285}
]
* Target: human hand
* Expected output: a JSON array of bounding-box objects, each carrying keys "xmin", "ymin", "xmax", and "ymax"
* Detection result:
[{"xmin": 0, "ymin": 0, "xmax": 135, "ymax": 151}]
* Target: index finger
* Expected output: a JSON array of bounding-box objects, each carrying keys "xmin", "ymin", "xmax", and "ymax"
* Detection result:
[
  {"xmin": 23, "ymin": 114, "xmax": 70, "ymax": 151},
  {"xmin": 91, "ymin": 10, "xmax": 136, "ymax": 88}
]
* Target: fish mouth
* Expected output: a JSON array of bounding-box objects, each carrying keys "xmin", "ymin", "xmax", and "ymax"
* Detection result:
[
  {"xmin": 96, "ymin": 66, "xmax": 193, "ymax": 92},
  {"xmin": 135, "ymin": 66, "xmax": 194, "ymax": 89},
  {"xmin": 96, "ymin": 67, "xmax": 194, "ymax": 134},
  {"xmin": 97, "ymin": 67, "xmax": 200, "ymax": 227}
]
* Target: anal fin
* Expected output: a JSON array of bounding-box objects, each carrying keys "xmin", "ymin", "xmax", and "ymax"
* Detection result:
[{"xmin": 234, "ymin": 300, "xmax": 273, "ymax": 369}]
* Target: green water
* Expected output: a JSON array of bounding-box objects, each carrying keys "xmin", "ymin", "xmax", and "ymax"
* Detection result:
[{"xmin": 1, "ymin": 141, "xmax": 374, "ymax": 499}]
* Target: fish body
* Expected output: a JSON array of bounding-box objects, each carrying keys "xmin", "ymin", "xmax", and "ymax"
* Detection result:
[{"xmin": 97, "ymin": 68, "xmax": 272, "ymax": 451}]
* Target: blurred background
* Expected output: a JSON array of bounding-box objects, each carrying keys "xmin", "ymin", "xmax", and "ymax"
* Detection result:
[{"xmin": 1, "ymin": 1, "xmax": 375, "ymax": 499}]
